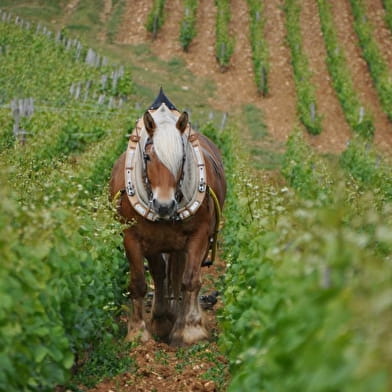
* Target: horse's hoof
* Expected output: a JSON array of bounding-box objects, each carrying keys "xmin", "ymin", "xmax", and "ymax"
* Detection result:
[
  {"xmin": 170, "ymin": 324, "xmax": 208, "ymax": 346},
  {"xmin": 125, "ymin": 323, "xmax": 151, "ymax": 343},
  {"xmin": 150, "ymin": 315, "xmax": 174, "ymax": 340}
]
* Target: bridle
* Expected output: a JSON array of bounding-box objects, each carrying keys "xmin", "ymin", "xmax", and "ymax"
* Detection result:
[
  {"xmin": 142, "ymin": 134, "xmax": 187, "ymax": 220},
  {"xmin": 124, "ymin": 112, "xmax": 207, "ymax": 222}
]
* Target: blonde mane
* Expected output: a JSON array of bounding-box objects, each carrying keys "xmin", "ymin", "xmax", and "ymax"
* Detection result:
[{"xmin": 150, "ymin": 104, "xmax": 185, "ymax": 177}]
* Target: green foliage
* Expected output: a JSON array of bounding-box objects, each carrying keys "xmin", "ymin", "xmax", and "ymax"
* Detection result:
[
  {"xmin": 115, "ymin": 67, "xmax": 134, "ymax": 96},
  {"xmin": 145, "ymin": 0, "xmax": 166, "ymax": 39},
  {"xmin": 0, "ymin": 21, "xmax": 133, "ymax": 105},
  {"xmin": 0, "ymin": 17, "xmax": 137, "ymax": 391},
  {"xmin": 284, "ymin": 0, "xmax": 323, "ymax": 135},
  {"xmin": 282, "ymin": 131, "xmax": 332, "ymax": 201},
  {"xmin": 215, "ymin": 0, "xmax": 234, "ymax": 71},
  {"xmin": 219, "ymin": 125, "xmax": 392, "ymax": 391},
  {"xmin": 72, "ymin": 337, "xmax": 137, "ymax": 388},
  {"xmin": 317, "ymin": 0, "xmax": 375, "ymax": 138},
  {"xmin": 200, "ymin": 122, "xmax": 235, "ymax": 173},
  {"xmin": 64, "ymin": 0, "xmax": 103, "ymax": 38},
  {"xmin": 383, "ymin": 0, "xmax": 392, "ymax": 33},
  {"xmin": 0, "ymin": 109, "xmax": 15, "ymax": 151},
  {"xmin": 0, "ymin": 178, "xmax": 127, "ymax": 391},
  {"xmin": 0, "ymin": 1, "xmax": 62, "ymax": 22},
  {"xmin": 247, "ymin": 0, "xmax": 269, "ymax": 96},
  {"xmin": 340, "ymin": 136, "xmax": 392, "ymax": 201},
  {"xmin": 179, "ymin": 0, "xmax": 198, "ymax": 51},
  {"xmin": 349, "ymin": 0, "xmax": 392, "ymax": 121},
  {"xmin": 107, "ymin": 0, "xmax": 126, "ymax": 44},
  {"xmin": 243, "ymin": 104, "xmax": 268, "ymax": 140}
]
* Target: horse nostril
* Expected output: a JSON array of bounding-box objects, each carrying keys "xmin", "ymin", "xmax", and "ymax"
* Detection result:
[
  {"xmin": 158, "ymin": 205, "xmax": 170, "ymax": 215},
  {"xmin": 153, "ymin": 199, "xmax": 177, "ymax": 217}
]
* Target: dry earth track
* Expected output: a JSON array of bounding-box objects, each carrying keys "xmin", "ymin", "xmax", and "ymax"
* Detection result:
[
  {"xmin": 365, "ymin": 0, "xmax": 392, "ymax": 68},
  {"xmin": 258, "ymin": 0, "xmax": 297, "ymax": 143},
  {"xmin": 300, "ymin": 0, "xmax": 351, "ymax": 152},
  {"xmin": 60, "ymin": 0, "xmax": 80, "ymax": 27},
  {"xmin": 86, "ymin": 258, "xmax": 227, "ymax": 392},
  {"xmin": 117, "ymin": 0, "xmax": 152, "ymax": 45},
  {"xmin": 150, "ymin": 0, "xmax": 183, "ymax": 55},
  {"xmin": 331, "ymin": 0, "xmax": 392, "ymax": 148}
]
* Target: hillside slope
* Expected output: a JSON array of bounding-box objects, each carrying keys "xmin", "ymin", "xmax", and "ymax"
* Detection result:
[
  {"xmin": 1, "ymin": 2, "xmax": 392, "ymax": 391},
  {"xmin": 3, "ymin": 0, "xmax": 391, "ymax": 152},
  {"xmin": 113, "ymin": 0, "xmax": 392, "ymax": 152}
]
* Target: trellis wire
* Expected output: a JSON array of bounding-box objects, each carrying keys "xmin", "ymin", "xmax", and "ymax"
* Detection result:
[{"xmin": 10, "ymin": 98, "xmax": 34, "ymax": 144}]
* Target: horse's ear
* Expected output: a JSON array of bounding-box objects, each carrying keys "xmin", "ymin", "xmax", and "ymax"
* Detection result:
[
  {"xmin": 176, "ymin": 111, "xmax": 189, "ymax": 134},
  {"xmin": 143, "ymin": 111, "xmax": 156, "ymax": 136}
]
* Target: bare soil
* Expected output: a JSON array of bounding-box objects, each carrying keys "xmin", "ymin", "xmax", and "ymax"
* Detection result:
[
  {"xmin": 365, "ymin": 0, "xmax": 392, "ymax": 68},
  {"xmin": 88, "ymin": 339, "xmax": 223, "ymax": 392},
  {"xmin": 116, "ymin": 0, "xmax": 153, "ymax": 45},
  {"xmin": 300, "ymin": 0, "xmax": 351, "ymax": 152},
  {"xmin": 331, "ymin": 0, "xmax": 392, "ymax": 149},
  {"xmin": 86, "ymin": 258, "xmax": 228, "ymax": 392},
  {"xmin": 60, "ymin": 0, "xmax": 80, "ymax": 27},
  {"xmin": 115, "ymin": 0, "xmax": 392, "ymax": 151}
]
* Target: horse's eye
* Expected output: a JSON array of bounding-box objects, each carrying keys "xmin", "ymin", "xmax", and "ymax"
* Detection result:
[{"xmin": 143, "ymin": 153, "xmax": 151, "ymax": 162}]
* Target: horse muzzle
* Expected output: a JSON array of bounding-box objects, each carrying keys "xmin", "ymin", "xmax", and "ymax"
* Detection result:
[{"xmin": 151, "ymin": 198, "xmax": 177, "ymax": 220}]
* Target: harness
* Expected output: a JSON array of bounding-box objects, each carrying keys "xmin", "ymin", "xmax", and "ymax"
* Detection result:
[
  {"xmin": 112, "ymin": 110, "xmax": 223, "ymax": 265},
  {"xmin": 124, "ymin": 113, "xmax": 208, "ymax": 222}
]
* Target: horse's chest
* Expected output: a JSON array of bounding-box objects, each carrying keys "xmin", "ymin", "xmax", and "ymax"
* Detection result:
[{"xmin": 136, "ymin": 223, "xmax": 191, "ymax": 254}]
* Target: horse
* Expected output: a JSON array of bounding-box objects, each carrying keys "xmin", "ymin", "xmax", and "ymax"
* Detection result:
[{"xmin": 109, "ymin": 90, "xmax": 226, "ymax": 346}]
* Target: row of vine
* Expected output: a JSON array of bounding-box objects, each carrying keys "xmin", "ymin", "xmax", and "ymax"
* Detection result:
[
  {"xmin": 218, "ymin": 122, "xmax": 392, "ymax": 390},
  {"xmin": 349, "ymin": 0, "xmax": 392, "ymax": 121},
  {"xmin": 284, "ymin": 0, "xmax": 322, "ymax": 135}
]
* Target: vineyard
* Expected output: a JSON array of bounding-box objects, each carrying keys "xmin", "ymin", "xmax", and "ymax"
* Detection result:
[{"xmin": 0, "ymin": 1, "xmax": 392, "ymax": 391}]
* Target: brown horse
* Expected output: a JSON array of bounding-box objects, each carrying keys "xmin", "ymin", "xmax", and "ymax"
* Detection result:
[{"xmin": 109, "ymin": 91, "xmax": 226, "ymax": 346}]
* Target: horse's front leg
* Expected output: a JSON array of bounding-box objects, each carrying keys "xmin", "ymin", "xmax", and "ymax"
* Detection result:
[
  {"xmin": 169, "ymin": 229, "xmax": 209, "ymax": 346},
  {"xmin": 147, "ymin": 254, "xmax": 173, "ymax": 340},
  {"xmin": 123, "ymin": 229, "xmax": 151, "ymax": 342}
]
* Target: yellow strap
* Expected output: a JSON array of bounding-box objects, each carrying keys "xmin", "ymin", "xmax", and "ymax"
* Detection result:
[
  {"xmin": 114, "ymin": 186, "xmax": 222, "ymax": 264},
  {"xmin": 208, "ymin": 186, "xmax": 223, "ymax": 265},
  {"xmin": 112, "ymin": 189, "xmax": 124, "ymax": 208}
]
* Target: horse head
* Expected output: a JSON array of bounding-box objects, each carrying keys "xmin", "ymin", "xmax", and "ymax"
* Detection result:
[{"xmin": 142, "ymin": 105, "xmax": 189, "ymax": 220}]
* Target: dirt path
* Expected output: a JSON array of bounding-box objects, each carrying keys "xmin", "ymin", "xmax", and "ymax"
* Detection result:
[
  {"xmin": 97, "ymin": 0, "xmax": 113, "ymax": 42},
  {"xmin": 300, "ymin": 0, "xmax": 351, "ymax": 153},
  {"xmin": 365, "ymin": 0, "xmax": 392, "ymax": 68},
  {"xmin": 117, "ymin": 0, "xmax": 152, "ymax": 44},
  {"xmin": 171, "ymin": 0, "xmax": 218, "ymax": 79},
  {"xmin": 150, "ymin": 0, "xmax": 183, "ymax": 55},
  {"xmin": 60, "ymin": 0, "xmax": 80, "ymax": 27},
  {"xmin": 256, "ymin": 0, "xmax": 297, "ymax": 142},
  {"xmin": 212, "ymin": 0, "xmax": 259, "ymax": 108},
  {"xmin": 86, "ymin": 259, "xmax": 228, "ymax": 392},
  {"xmin": 331, "ymin": 0, "xmax": 392, "ymax": 149}
]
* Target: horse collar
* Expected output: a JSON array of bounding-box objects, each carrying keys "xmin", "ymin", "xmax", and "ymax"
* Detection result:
[{"xmin": 124, "ymin": 113, "xmax": 207, "ymax": 222}]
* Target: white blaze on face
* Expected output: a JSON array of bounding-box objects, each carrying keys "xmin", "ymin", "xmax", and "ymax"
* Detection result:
[
  {"xmin": 153, "ymin": 186, "xmax": 175, "ymax": 205},
  {"xmin": 150, "ymin": 104, "xmax": 185, "ymax": 179},
  {"xmin": 146, "ymin": 104, "xmax": 185, "ymax": 217}
]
